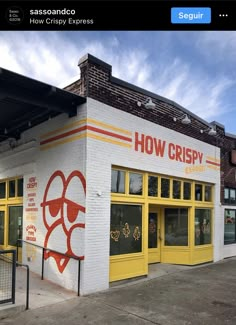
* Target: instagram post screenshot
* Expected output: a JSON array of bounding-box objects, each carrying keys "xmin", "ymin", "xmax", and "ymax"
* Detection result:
[{"xmin": 0, "ymin": 1, "xmax": 236, "ymax": 324}]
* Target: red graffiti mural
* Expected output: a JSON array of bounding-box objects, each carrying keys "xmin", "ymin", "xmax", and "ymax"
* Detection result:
[{"xmin": 41, "ymin": 170, "xmax": 86, "ymax": 273}]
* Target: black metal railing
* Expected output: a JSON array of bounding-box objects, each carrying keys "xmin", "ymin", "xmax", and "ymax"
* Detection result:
[
  {"xmin": 17, "ymin": 239, "xmax": 82, "ymax": 296},
  {"xmin": 0, "ymin": 249, "xmax": 16, "ymax": 305},
  {"xmin": 16, "ymin": 261, "xmax": 29, "ymax": 310}
]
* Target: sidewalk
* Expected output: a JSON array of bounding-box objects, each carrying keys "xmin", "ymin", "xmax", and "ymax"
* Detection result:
[
  {"xmin": 1, "ymin": 257, "xmax": 236, "ymax": 324},
  {"xmin": 0, "ymin": 266, "xmax": 76, "ymax": 319}
]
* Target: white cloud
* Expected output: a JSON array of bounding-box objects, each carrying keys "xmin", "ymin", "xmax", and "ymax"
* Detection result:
[
  {"xmin": 152, "ymin": 57, "xmax": 234, "ymax": 120},
  {"xmin": 195, "ymin": 31, "xmax": 236, "ymax": 63},
  {"xmin": 0, "ymin": 31, "xmax": 234, "ymax": 123}
]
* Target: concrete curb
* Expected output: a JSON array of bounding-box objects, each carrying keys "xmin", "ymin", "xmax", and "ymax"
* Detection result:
[{"xmin": 0, "ymin": 304, "xmax": 25, "ymax": 320}]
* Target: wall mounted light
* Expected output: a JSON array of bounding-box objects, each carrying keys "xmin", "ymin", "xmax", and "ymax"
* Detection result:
[
  {"xmin": 137, "ymin": 98, "xmax": 156, "ymax": 110},
  {"xmin": 200, "ymin": 126, "xmax": 217, "ymax": 136},
  {"xmin": 145, "ymin": 97, "xmax": 156, "ymax": 110},
  {"xmin": 173, "ymin": 114, "xmax": 191, "ymax": 125}
]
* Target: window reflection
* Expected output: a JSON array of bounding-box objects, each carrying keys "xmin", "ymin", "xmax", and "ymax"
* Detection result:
[
  {"xmin": 8, "ymin": 206, "xmax": 23, "ymax": 246},
  {"xmin": 111, "ymin": 169, "xmax": 125, "ymax": 193},
  {"xmin": 148, "ymin": 212, "xmax": 157, "ymax": 248},
  {"xmin": 173, "ymin": 180, "xmax": 181, "ymax": 199},
  {"xmin": 224, "ymin": 209, "xmax": 236, "ymax": 244},
  {"xmin": 17, "ymin": 178, "xmax": 24, "ymax": 197},
  {"xmin": 165, "ymin": 208, "xmax": 188, "ymax": 246},
  {"xmin": 110, "ymin": 204, "xmax": 142, "ymax": 256},
  {"xmin": 148, "ymin": 176, "xmax": 158, "ymax": 197},
  {"xmin": 161, "ymin": 178, "xmax": 170, "ymax": 198},
  {"xmin": 183, "ymin": 182, "xmax": 191, "ymax": 200},
  {"xmin": 129, "ymin": 173, "xmax": 143, "ymax": 195},
  {"xmin": 0, "ymin": 182, "xmax": 6, "ymax": 199},
  {"xmin": 195, "ymin": 184, "xmax": 202, "ymax": 201},
  {"xmin": 195, "ymin": 209, "xmax": 211, "ymax": 245}
]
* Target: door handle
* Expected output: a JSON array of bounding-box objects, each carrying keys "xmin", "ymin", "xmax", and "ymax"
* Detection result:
[{"xmin": 158, "ymin": 229, "xmax": 162, "ymax": 241}]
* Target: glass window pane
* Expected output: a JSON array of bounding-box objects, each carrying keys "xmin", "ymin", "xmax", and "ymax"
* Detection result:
[
  {"xmin": 148, "ymin": 212, "xmax": 158, "ymax": 248},
  {"xmin": 17, "ymin": 178, "xmax": 24, "ymax": 197},
  {"xmin": 195, "ymin": 209, "xmax": 211, "ymax": 245},
  {"xmin": 173, "ymin": 180, "xmax": 181, "ymax": 199},
  {"xmin": 224, "ymin": 209, "xmax": 236, "ymax": 244},
  {"xmin": 205, "ymin": 185, "xmax": 212, "ymax": 202},
  {"xmin": 0, "ymin": 182, "xmax": 6, "ymax": 199},
  {"xmin": 148, "ymin": 176, "xmax": 158, "ymax": 197},
  {"xmin": 110, "ymin": 204, "xmax": 142, "ymax": 256},
  {"xmin": 111, "ymin": 170, "xmax": 125, "ymax": 193},
  {"xmin": 224, "ymin": 188, "xmax": 229, "ymax": 204},
  {"xmin": 0, "ymin": 211, "xmax": 5, "ymax": 245},
  {"xmin": 165, "ymin": 208, "xmax": 188, "ymax": 246},
  {"xmin": 129, "ymin": 173, "xmax": 143, "ymax": 195},
  {"xmin": 161, "ymin": 178, "xmax": 170, "ymax": 198},
  {"xmin": 8, "ymin": 206, "xmax": 23, "ymax": 246},
  {"xmin": 9, "ymin": 180, "xmax": 16, "ymax": 198},
  {"xmin": 184, "ymin": 182, "xmax": 191, "ymax": 200},
  {"xmin": 224, "ymin": 188, "xmax": 229, "ymax": 199},
  {"xmin": 195, "ymin": 184, "xmax": 202, "ymax": 201},
  {"xmin": 230, "ymin": 189, "xmax": 236, "ymax": 204}
]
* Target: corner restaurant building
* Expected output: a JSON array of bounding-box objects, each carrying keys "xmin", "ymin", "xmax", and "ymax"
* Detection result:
[{"xmin": 0, "ymin": 54, "xmax": 229, "ymax": 295}]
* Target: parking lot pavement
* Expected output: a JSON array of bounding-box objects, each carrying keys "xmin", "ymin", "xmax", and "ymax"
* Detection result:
[{"xmin": 1, "ymin": 257, "xmax": 236, "ymax": 325}]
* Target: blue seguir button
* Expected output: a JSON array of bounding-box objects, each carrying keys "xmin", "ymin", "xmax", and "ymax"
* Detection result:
[{"xmin": 171, "ymin": 8, "xmax": 211, "ymax": 24}]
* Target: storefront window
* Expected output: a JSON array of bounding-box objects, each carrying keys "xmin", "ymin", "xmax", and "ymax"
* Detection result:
[
  {"xmin": 195, "ymin": 184, "xmax": 202, "ymax": 201},
  {"xmin": 224, "ymin": 209, "xmax": 236, "ymax": 244},
  {"xmin": 164, "ymin": 208, "xmax": 188, "ymax": 246},
  {"xmin": 173, "ymin": 180, "xmax": 181, "ymax": 199},
  {"xmin": 110, "ymin": 204, "xmax": 142, "ymax": 256},
  {"xmin": 9, "ymin": 180, "xmax": 16, "ymax": 198},
  {"xmin": 205, "ymin": 185, "xmax": 212, "ymax": 202},
  {"xmin": 17, "ymin": 178, "xmax": 24, "ymax": 197},
  {"xmin": 8, "ymin": 206, "xmax": 23, "ymax": 246},
  {"xmin": 183, "ymin": 182, "xmax": 191, "ymax": 200},
  {"xmin": 195, "ymin": 209, "xmax": 211, "ymax": 245},
  {"xmin": 148, "ymin": 212, "xmax": 157, "ymax": 248},
  {"xmin": 0, "ymin": 182, "xmax": 6, "ymax": 199},
  {"xmin": 129, "ymin": 173, "xmax": 143, "ymax": 195},
  {"xmin": 111, "ymin": 169, "xmax": 125, "ymax": 193},
  {"xmin": 0, "ymin": 211, "xmax": 4, "ymax": 245},
  {"xmin": 148, "ymin": 176, "xmax": 158, "ymax": 197},
  {"xmin": 161, "ymin": 178, "xmax": 170, "ymax": 198}
]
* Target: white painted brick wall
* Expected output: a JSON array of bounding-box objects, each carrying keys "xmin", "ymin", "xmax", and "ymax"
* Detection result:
[
  {"xmin": 0, "ymin": 104, "xmax": 88, "ymax": 293},
  {"xmin": 1, "ymin": 97, "xmax": 234, "ymax": 296},
  {"xmin": 82, "ymin": 97, "xmax": 222, "ymax": 294}
]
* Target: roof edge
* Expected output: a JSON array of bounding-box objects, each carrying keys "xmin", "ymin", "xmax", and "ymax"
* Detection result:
[
  {"xmin": 111, "ymin": 75, "xmax": 215, "ymax": 129},
  {"xmin": 78, "ymin": 53, "xmax": 112, "ymax": 70}
]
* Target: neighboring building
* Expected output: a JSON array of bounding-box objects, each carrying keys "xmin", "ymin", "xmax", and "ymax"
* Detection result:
[
  {"xmin": 0, "ymin": 54, "xmax": 235, "ymax": 295},
  {"xmin": 221, "ymin": 134, "xmax": 236, "ymax": 257}
]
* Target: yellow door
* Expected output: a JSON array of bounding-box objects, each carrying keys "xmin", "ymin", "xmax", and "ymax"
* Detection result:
[
  {"xmin": 0, "ymin": 207, "xmax": 6, "ymax": 250},
  {"xmin": 148, "ymin": 207, "xmax": 161, "ymax": 264}
]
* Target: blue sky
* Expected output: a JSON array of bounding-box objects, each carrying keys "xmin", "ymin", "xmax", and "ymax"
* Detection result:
[{"xmin": 0, "ymin": 31, "xmax": 236, "ymax": 134}]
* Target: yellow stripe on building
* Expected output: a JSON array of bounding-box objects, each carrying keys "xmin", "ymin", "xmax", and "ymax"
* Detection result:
[
  {"xmin": 207, "ymin": 165, "xmax": 220, "ymax": 171},
  {"xmin": 206, "ymin": 156, "xmax": 221, "ymax": 163},
  {"xmin": 40, "ymin": 119, "xmax": 87, "ymax": 139},
  {"xmin": 41, "ymin": 118, "xmax": 131, "ymax": 141},
  {"xmin": 87, "ymin": 118, "xmax": 132, "ymax": 136},
  {"xmin": 40, "ymin": 133, "xmax": 87, "ymax": 151},
  {"xmin": 87, "ymin": 133, "xmax": 132, "ymax": 148}
]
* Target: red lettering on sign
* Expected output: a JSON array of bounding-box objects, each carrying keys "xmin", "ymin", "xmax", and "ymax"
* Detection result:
[
  {"xmin": 135, "ymin": 132, "xmax": 145, "ymax": 153},
  {"xmin": 145, "ymin": 136, "xmax": 153, "ymax": 155}
]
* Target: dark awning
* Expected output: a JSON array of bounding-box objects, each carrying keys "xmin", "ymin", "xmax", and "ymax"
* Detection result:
[{"xmin": 0, "ymin": 67, "xmax": 86, "ymax": 142}]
